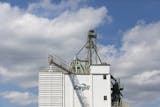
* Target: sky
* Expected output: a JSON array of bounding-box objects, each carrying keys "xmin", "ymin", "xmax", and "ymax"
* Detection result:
[{"xmin": 0, "ymin": 0, "xmax": 160, "ymax": 107}]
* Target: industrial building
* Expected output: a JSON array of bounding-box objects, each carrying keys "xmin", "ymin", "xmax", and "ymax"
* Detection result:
[{"xmin": 39, "ymin": 30, "xmax": 129, "ymax": 107}]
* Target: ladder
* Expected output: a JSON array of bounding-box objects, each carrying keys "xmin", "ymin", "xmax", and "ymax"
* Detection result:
[{"xmin": 49, "ymin": 55, "xmax": 89, "ymax": 107}]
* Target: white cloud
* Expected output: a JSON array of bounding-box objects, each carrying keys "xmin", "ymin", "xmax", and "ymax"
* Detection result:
[
  {"xmin": 113, "ymin": 22, "xmax": 160, "ymax": 78},
  {"xmin": 98, "ymin": 44, "xmax": 118, "ymax": 64},
  {"xmin": 0, "ymin": 2, "xmax": 109, "ymax": 89},
  {"xmin": 100, "ymin": 22, "xmax": 160, "ymax": 106},
  {"xmin": 0, "ymin": 66, "xmax": 38, "ymax": 88},
  {"xmin": 0, "ymin": 91, "xmax": 37, "ymax": 105},
  {"xmin": 131, "ymin": 70, "xmax": 160, "ymax": 84},
  {"xmin": 1, "ymin": 1, "xmax": 160, "ymax": 107},
  {"xmin": 28, "ymin": 0, "xmax": 81, "ymax": 11},
  {"xmin": 27, "ymin": 0, "xmax": 90, "ymax": 18}
]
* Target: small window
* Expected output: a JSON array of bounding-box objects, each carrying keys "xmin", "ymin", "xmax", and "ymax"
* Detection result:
[
  {"xmin": 77, "ymin": 67, "xmax": 80, "ymax": 69},
  {"xmin": 104, "ymin": 96, "xmax": 107, "ymax": 100},
  {"xmin": 103, "ymin": 74, "xmax": 107, "ymax": 79}
]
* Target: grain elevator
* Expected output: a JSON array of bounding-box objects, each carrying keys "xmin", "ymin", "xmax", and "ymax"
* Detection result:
[{"xmin": 39, "ymin": 30, "xmax": 126, "ymax": 107}]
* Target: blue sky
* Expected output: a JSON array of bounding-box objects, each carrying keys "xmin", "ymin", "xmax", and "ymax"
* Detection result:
[
  {"xmin": 1, "ymin": 0, "xmax": 160, "ymax": 46},
  {"xmin": 0, "ymin": 0, "xmax": 160, "ymax": 107}
]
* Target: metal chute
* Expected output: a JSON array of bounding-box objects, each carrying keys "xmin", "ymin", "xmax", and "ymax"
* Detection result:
[{"xmin": 48, "ymin": 55, "xmax": 89, "ymax": 107}]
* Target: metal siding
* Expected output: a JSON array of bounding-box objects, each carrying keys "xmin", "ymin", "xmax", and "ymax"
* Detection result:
[
  {"xmin": 39, "ymin": 72, "xmax": 63, "ymax": 107},
  {"xmin": 39, "ymin": 65, "xmax": 112, "ymax": 107},
  {"xmin": 64, "ymin": 75, "xmax": 74, "ymax": 107}
]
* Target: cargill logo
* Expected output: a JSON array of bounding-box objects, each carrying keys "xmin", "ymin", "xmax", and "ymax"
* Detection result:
[{"xmin": 74, "ymin": 83, "xmax": 90, "ymax": 91}]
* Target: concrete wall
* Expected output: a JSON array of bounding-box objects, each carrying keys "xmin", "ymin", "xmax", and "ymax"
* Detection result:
[{"xmin": 91, "ymin": 65, "xmax": 111, "ymax": 107}]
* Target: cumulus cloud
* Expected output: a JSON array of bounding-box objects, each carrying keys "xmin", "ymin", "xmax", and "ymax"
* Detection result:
[
  {"xmin": 114, "ymin": 22, "xmax": 160, "ymax": 77},
  {"xmin": 1, "ymin": 1, "xmax": 160, "ymax": 107},
  {"xmin": 27, "ymin": 0, "xmax": 113, "ymax": 23},
  {"xmin": 0, "ymin": 2, "xmax": 109, "ymax": 89},
  {"xmin": 0, "ymin": 91, "xmax": 37, "ymax": 105},
  {"xmin": 101, "ymin": 22, "xmax": 160, "ymax": 106},
  {"xmin": 130, "ymin": 70, "xmax": 160, "ymax": 86},
  {"xmin": 27, "ymin": 0, "xmax": 85, "ymax": 17},
  {"xmin": 0, "ymin": 66, "xmax": 38, "ymax": 88}
]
